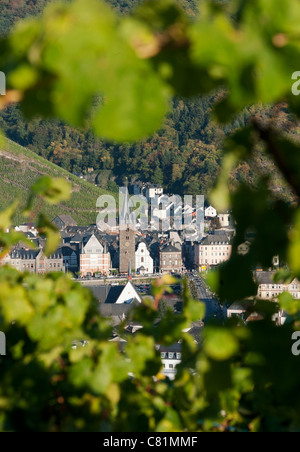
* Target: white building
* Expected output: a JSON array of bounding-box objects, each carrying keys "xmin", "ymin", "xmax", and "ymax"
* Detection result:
[
  {"xmin": 146, "ymin": 185, "xmax": 163, "ymax": 201},
  {"xmin": 135, "ymin": 241, "xmax": 154, "ymax": 275},
  {"xmin": 194, "ymin": 234, "xmax": 232, "ymax": 269},
  {"xmin": 217, "ymin": 212, "xmax": 234, "ymax": 227},
  {"xmin": 158, "ymin": 344, "xmax": 182, "ymax": 381},
  {"xmin": 256, "ymin": 271, "xmax": 300, "ymax": 300},
  {"xmin": 15, "ymin": 223, "xmax": 38, "ymax": 236},
  {"xmin": 205, "ymin": 206, "xmax": 217, "ymax": 218}
]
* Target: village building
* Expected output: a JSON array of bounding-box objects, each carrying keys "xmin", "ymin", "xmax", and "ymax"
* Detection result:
[
  {"xmin": 1, "ymin": 248, "xmax": 64, "ymax": 274},
  {"xmin": 80, "ymin": 234, "xmax": 111, "ymax": 276},
  {"xmin": 52, "ymin": 215, "xmax": 77, "ymax": 230},
  {"xmin": 194, "ymin": 233, "xmax": 232, "ymax": 270},
  {"xmin": 135, "ymin": 241, "xmax": 154, "ymax": 275},
  {"xmin": 159, "ymin": 243, "xmax": 182, "ymax": 274}
]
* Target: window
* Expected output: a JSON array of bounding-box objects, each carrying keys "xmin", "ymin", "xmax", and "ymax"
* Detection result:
[
  {"xmin": 176, "ymin": 353, "xmax": 181, "ymax": 360},
  {"xmin": 169, "ymin": 353, "xmax": 174, "ymax": 359},
  {"xmin": 169, "ymin": 364, "xmax": 174, "ymax": 369},
  {"xmin": 141, "ymin": 257, "xmax": 144, "ymax": 263},
  {"xmin": 161, "ymin": 352, "xmax": 166, "ymax": 359}
]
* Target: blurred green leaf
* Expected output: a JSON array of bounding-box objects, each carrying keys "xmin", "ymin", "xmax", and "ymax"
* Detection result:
[
  {"xmin": 36, "ymin": 214, "xmax": 60, "ymax": 256},
  {"xmin": 31, "ymin": 177, "xmax": 71, "ymax": 205},
  {"xmin": 0, "ymin": 201, "xmax": 19, "ymax": 231},
  {"xmin": 279, "ymin": 292, "xmax": 300, "ymax": 316},
  {"xmin": 204, "ymin": 327, "xmax": 239, "ymax": 361}
]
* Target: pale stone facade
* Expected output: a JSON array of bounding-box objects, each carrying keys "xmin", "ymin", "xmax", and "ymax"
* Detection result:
[
  {"xmin": 194, "ymin": 234, "xmax": 232, "ymax": 269},
  {"xmin": 257, "ymin": 271, "xmax": 300, "ymax": 300},
  {"xmin": 1, "ymin": 249, "xmax": 64, "ymax": 274},
  {"xmin": 80, "ymin": 234, "xmax": 111, "ymax": 276}
]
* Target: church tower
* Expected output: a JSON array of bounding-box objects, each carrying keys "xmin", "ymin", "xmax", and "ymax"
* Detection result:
[{"xmin": 119, "ymin": 186, "xmax": 136, "ymax": 275}]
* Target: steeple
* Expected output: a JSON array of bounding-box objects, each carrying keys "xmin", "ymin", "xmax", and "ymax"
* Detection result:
[{"xmin": 120, "ymin": 181, "xmax": 133, "ymax": 230}]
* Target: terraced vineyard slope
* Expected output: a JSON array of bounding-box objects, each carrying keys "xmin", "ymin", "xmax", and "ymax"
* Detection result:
[{"xmin": 0, "ymin": 137, "xmax": 113, "ymax": 225}]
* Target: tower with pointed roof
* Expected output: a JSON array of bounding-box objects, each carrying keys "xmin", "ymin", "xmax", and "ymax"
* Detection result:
[{"xmin": 119, "ymin": 185, "xmax": 136, "ymax": 275}]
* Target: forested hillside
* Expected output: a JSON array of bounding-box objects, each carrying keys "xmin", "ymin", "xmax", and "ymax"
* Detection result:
[
  {"xmin": 0, "ymin": 0, "xmax": 197, "ymax": 36},
  {"xmin": 0, "ymin": 0, "xmax": 293, "ymax": 196}
]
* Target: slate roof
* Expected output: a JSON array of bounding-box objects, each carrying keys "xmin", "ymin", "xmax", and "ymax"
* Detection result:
[
  {"xmin": 61, "ymin": 245, "xmax": 77, "ymax": 256},
  {"xmin": 10, "ymin": 249, "xmax": 39, "ymax": 260},
  {"xmin": 255, "ymin": 271, "xmax": 277, "ymax": 285},
  {"xmin": 9, "ymin": 248, "xmax": 63, "ymax": 260},
  {"xmin": 228, "ymin": 300, "xmax": 255, "ymax": 311},
  {"xmin": 256, "ymin": 271, "xmax": 300, "ymax": 286},
  {"xmin": 24, "ymin": 232, "xmax": 36, "ymax": 239},
  {"xmin": 66, "ymin": 226, "xmax": 93, "ymax": 234},
  {"xmin": 188, "ymin": 325, "xmax": 203, "ymax": 344},
  {"xmin": 98, "ymin": 299, "xmax": 140, "ymax": 317},
  {"xmin": 135, "ymin": 239, "xmax": 148, "ymax": 251},
  {"xmin": 53, "ymin": 215, "xmax": 77, "ymax": 227},
  {"xmin": 160, "ymin": 244, "xmax": 181, "ymax": 253},
  {"xmin": 89, "ymin": 285, "xmax": 125, "ymax": 304},
  {"xmin": 159, "ymin": 343, "xmax": 182, "ymax": 354},
  {"xmin": 199, "ymin": 234, "xmax": 232, "ymax": 245},
  {"xmin": 70, "ymin": 233, "xmax": 84, "ymax": 243}
]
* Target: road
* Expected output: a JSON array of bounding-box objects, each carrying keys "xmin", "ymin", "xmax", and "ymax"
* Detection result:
[
  {"xmin": 77, "ymin": 275, "xmax": 161, "ymax": 286},
  {"xmin": 188, "ymin": 273, "xmax": 227, "ymax": 322}
]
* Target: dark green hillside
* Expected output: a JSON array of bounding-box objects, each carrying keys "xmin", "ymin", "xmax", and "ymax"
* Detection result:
[{"xmin": 0, "ymin": 136, "xmax": 114, "ymax": 225}]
